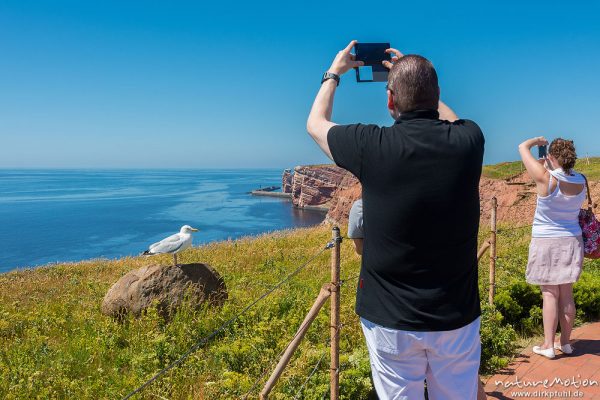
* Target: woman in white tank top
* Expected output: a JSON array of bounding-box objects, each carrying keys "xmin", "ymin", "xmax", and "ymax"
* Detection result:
[{"xmin": 518, "ymin": 137, "xmax": 585, "ymax": 360}]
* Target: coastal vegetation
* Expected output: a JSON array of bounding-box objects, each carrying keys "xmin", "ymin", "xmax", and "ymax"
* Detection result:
[{"xmin": 1, "ymin": 223, "xmax": 599, "ymax": 399}]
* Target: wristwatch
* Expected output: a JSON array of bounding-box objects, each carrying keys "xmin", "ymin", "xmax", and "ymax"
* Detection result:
[{"xmin": 321, "ymin": 72, "xmax": 340, "ymax": 86}]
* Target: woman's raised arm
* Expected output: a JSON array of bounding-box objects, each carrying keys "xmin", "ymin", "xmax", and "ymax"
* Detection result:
[{"xmin": 518, "ymin": 136, "xmax": 550, "ymax": 193}]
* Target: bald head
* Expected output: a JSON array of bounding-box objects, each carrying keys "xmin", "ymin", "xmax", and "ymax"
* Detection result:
[{"xmin": 387, "ymin": 55, "xmax": 440, "ymax": 113}]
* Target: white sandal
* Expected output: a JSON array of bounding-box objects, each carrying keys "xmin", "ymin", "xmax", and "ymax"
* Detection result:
[
  {"xmin": 533, "ymin": 345, "xmax": 555, "ymax": 359},
  {"xmin": 554, "ymin": 343, "xmax": 574, "ymax": 354}
]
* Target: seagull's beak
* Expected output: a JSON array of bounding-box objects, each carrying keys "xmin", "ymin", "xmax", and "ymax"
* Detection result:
[{"xmin": 191, "ymin": 228, "xmax": 199, "ymax": 232}]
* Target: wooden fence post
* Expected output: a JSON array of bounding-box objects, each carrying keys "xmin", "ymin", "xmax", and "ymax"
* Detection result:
[
  {"xmin": 259, "ymin": 284, "xmax": 333, "ymax": 400},
  {"xmin": 330, "ymin": 227, "xmax": 341, "ymax": 400},
  {"xmin": 489, "ymin": 197, "xmax": 497, "ymax": 304},
  {"xmin": 477, "ymin": 240, "xmax": 491, "ymax": 261}
]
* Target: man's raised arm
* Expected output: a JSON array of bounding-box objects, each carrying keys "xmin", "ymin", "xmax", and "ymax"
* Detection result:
[
  {"xmin": 306, "ymin": 40, "xmax": 363, "ymax": 160},
  {"xmin": 438, "ymin": 101, "xmax": 459, "ymax": 122}
]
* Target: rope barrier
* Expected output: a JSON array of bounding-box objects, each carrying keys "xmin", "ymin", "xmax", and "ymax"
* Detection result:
[
  {"xmin": 241, "ymin": 317, "xmax": 343, "ymax": 399},
  {"xmin": 340, "ymin": 274, "xmax": 360, "ymax": 286},
  {"xmin": 292, "ymin": 324, "xmax": 341, "ymax": 400},
  {"xmin": 480, "ymin": 197, "xmax": 537, "ymax": 210},
  {"xmin": 241, "ymin": 317, "xmax": 329, "ymax": 399},
  {"xmin": 497, "ymin": 224, "xmax": 533, "ymax": 234},
  {"xmin": 241, "ymin": 329, "xmax": 308, "ymax": 399},
  {"xmin": 239, "ymin": 244, "xmax": 358, "ymax": 399},
  {"xmin": 497, "ymin": 203, "xmax": 536, "ymax": 209},
  {"xmin": 293, "ymin": 351, "xmax": 327, "ymax": 399},
  {"xmin": 481, "ymin": 202, "xmax": 536, "ymax": 210},
  {"xmin": 121, "ymin": 241, "xmax": 334, "ymax": 400}
]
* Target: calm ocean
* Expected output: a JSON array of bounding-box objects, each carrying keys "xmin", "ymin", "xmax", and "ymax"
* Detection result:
[{"xmin": 0, "ymin": 169, "xmax": 324, "ymax": 273}]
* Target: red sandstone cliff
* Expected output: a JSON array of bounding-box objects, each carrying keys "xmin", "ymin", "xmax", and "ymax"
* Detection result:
[
  {"xmin": 282, "ymin": 169, "xmax": 293, "ymax": 194},
  {"xmin": 325, "ymin": 173, "xmax": 362, "ymax": 224},
  {"xmin": 284, "ymin": 165, "xmax": 600, "ymax": 226},
  {"xmin": 478, "ymin": 172, "xmax": 600, "ymax": 227},
  {"xmin": 289, "ymin": 165, "xmax": 358, "ymax": 209}
]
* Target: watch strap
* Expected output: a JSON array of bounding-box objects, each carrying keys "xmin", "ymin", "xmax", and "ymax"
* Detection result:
[{"xmin": 321, "ymin": 72, "xmax": 340, "ymax": 86}]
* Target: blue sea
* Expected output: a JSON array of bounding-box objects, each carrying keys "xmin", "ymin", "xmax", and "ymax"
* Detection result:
[{"xmin": 0, "ymin": 169, "xmax": 325, "ymax": 273}]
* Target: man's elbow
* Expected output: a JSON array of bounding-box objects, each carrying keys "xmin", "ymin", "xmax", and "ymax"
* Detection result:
[
  {"xmin": 306, "ymin": 118, "xmax": 317, "ymax": 138},
  {"xmin": 306, "ymin": 121, "xmax": 313, "ymax": 136},
  {"xmin": 307, "ymin": 115, "xmax": 329, "ymax": 138}
]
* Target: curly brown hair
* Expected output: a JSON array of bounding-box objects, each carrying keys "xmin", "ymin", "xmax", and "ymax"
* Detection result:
[{"xmin": 548, "ymin": 138, "xmax": 577, "ymax": 174}]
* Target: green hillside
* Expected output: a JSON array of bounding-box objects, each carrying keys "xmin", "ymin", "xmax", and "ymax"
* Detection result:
[
  {"xmin": 1, "ymin": 225, "xmax": 599, "ymax": 399},
  {"xmin": 482, "ymin": 157, "xmax": 600, "ymax": 180}
]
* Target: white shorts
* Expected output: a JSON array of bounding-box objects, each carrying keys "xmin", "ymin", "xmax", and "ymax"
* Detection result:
[{"xmin": 361, "ymin": 317, "xmax": 481, "ymax": 400}]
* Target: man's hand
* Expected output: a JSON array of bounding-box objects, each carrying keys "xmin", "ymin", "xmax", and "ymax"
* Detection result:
[
  {"xmin": 382, "ymin": 48, "xmax": 404, "ymax": 70},
  {"xmin": 328, "ymin": 40, "xmax": 364, "ymax": 75}
]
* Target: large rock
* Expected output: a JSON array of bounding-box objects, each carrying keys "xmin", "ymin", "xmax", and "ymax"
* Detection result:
[
  {"xmin": 326, "ymin": 176, "xmax": 362, "ymax": 225},
  {"xmin": 282, "ymin": 169, "xmax": 293, "ymax": 194},
  {"xmin": 290, "ymin": 165, "xmax": 350, "ymax": 208},
  {"xmin": 101, "ymin": 263, "xmax": 227, "ymax": 319},
  {"xmin": 279, "ymin": 164, "xmax": 362, "ymax": 223}
]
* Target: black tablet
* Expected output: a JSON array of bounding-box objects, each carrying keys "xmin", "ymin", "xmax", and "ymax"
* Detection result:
[{"xmin": 354, "ymin": 42, "xmax": 391, "ymax": 82}]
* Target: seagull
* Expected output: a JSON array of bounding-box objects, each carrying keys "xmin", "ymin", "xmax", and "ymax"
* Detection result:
[{"xmin": 142, "ymin": 225, "xmax": 199, "ymax": 266}]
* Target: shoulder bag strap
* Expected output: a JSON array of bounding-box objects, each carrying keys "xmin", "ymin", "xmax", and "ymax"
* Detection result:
[{"xmin": 581, "ymin": 173, "xmax": 595, "ymax": 211}]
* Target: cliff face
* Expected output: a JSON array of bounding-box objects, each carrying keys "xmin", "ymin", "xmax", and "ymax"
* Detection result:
[
  {"xmin": 325, "ymin": 173, "xmax": 362, "ymax": 224},
  {"xmin": 282, "ymin": 169, "xmax": 293, "ymax": 194},
  {"xmin": 289, "ymin": 165, "xmax": 357, "ymax": 209},
  {"xmin": 284, "ymin": 166, "xmax": 600, "ymax": 227}
]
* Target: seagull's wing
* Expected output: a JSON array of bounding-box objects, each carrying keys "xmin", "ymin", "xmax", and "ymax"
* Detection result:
[
  {"xmin": 149, "ymin": 233, "xmax": 180, "ymax": 249},
  {"xmin": 148, "ymin": 233, "xmax": 186, "ymax": 254}
]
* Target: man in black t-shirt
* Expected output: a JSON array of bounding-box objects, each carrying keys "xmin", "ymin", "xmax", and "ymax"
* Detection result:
[{"xmin": 307, "ymin": 41, "xmax": 484, "ymax": 399}]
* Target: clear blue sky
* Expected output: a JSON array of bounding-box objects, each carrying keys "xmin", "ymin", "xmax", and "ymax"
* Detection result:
[{"xmin": 1, "ymin": 1, "xmax": 599, "ymax": 168}]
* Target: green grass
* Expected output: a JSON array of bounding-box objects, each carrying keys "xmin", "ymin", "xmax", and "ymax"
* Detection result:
[
  {"xmin": 578, "ymin": 157, "xmax": 600, "ymax": 180},
  {"xmin": 0, "ymin": 226, "xmax": 370, "ymax": 399},
  {"xmin": 482, "ymin": 161, "xmax": 524, "ymax": 180},
  {"xmin": 1, "ymin": 224, "xmax": 599, "ymax": 399},
  {"xmin": 301, "ymin": 163, "xmax": 336, "ymax": 168},
  {"xmin": 482, "ymin": 157, "xmax": 600, "ymax": 180}
]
